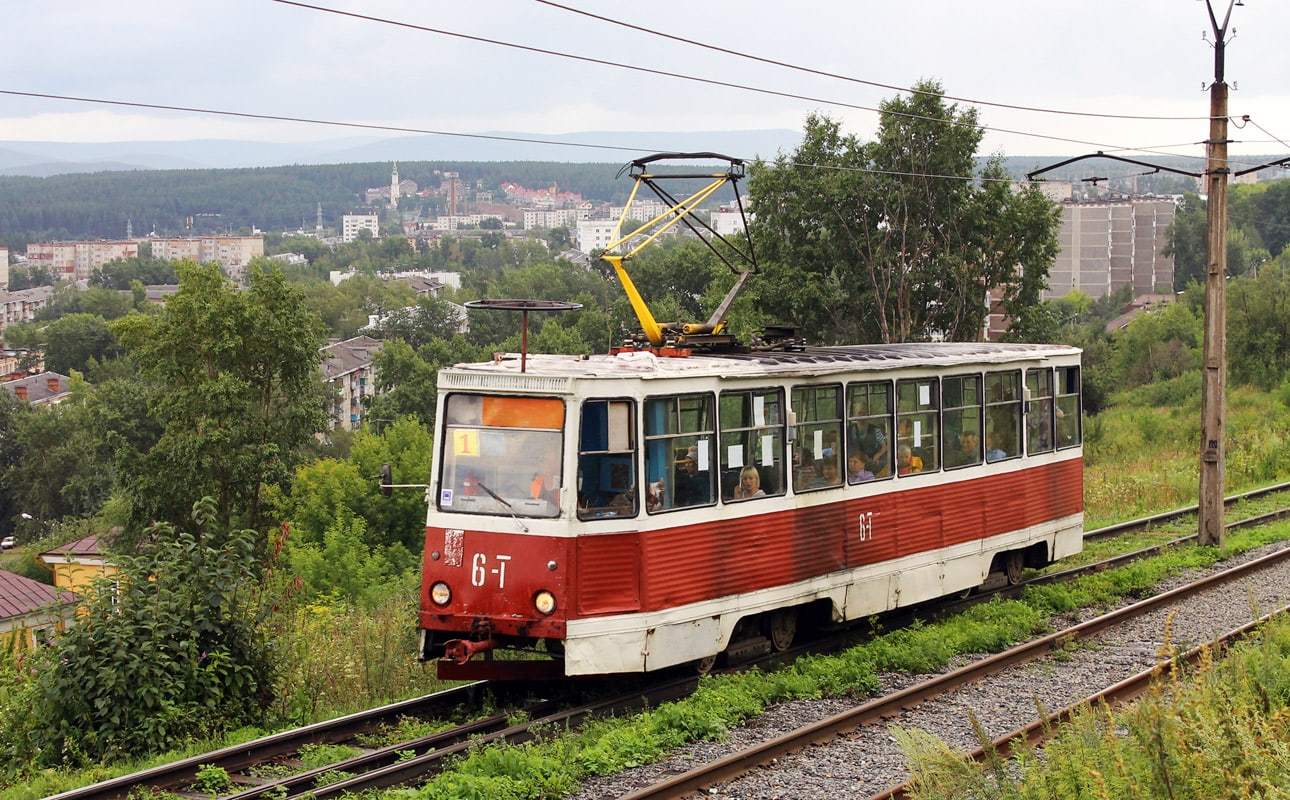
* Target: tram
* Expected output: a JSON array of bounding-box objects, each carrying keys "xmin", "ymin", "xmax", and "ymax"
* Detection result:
[
  {"xmin": 417, "ymin": 344, "xmax": 1082, "ymax": 678},
  {"xmin": 410, "ymin": 154, "xmax": 1083, "ymax": 679}
]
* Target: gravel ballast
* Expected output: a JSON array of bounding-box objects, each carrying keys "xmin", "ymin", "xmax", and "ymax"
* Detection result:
[{"xmin": 571, "ymin": 537, "xmax": 1290, "ymax": 800}]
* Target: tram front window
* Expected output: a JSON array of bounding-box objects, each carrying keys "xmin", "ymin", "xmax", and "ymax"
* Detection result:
[{"xmin": 438, "ymin": 394, "xmax": 565, "ymax": 519}]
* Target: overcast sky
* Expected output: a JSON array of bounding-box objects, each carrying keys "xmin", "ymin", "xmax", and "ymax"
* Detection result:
[{"xmin": 2, "ymin": 0, "xmax": 1288, "ymax": 160}]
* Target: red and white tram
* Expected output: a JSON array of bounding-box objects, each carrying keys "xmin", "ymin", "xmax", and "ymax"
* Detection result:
[{"xmin": 417, "ymin": 342, "xmax": 1083, "ymax": 678}]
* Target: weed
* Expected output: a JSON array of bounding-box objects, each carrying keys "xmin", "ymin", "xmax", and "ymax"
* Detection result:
[
  {"xmin": 313, "ymin": 769, "xmax": 355, "ymax": 788},
  {"xmin": 193, "ymin": 764, "xmax": 232, "ymax": 795},
  {"xmin": 296, "ymin": 743, "xmax": 362, "ymax": 771}
]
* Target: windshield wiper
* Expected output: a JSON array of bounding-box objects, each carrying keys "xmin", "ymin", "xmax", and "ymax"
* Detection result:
[{"xmin": 474, "ymin": 478, "xmax": 530, "ymax": 533}]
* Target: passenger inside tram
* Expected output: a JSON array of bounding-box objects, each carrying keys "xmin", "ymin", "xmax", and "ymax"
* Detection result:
[
  {"xmin": 847, "ymin": 452, "xmax": 876, "ymax": 483},
  {"xmin": 733, "ymin": 465, "xmax": 766, "ymax": 499},
  {"xmin": 897, "ymin": 444, "xmax": 923, "ymax": 475}
]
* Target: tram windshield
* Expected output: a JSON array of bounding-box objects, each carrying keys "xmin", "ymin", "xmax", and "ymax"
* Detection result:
[{"xmin": 438, "ymin": 394, "xmax": 565, "ymax": 519}]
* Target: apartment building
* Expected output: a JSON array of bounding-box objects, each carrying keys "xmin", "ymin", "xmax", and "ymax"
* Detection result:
[
  {"xmin": 524, "ymin": 207, "xmax": 592, "ymax": 230},
  {"xmin": 1045, "ymin": 198, "xmax": 1175, "ymax": 300},
  {"xmin": 342, "ymin": 214, "xmax": 380, "ymax": 243},
  {"xmin": 149, "ymin": 235, "xmax": 265, "ymax": 280},
  {"xmin": 576, "ymin": 220, "xmax": 622, "ymax": 254},
  {"xmin": 26, "ymin": 240, "xmax": 138, "ymax": 281},
  {"xmin": 0, "ymin": 247, "xmax": 9, "ymax": 289},
  {"xmin": 320, "ymin": 335, "xmax": 383, "ymax": 431},
  {"xmin": 0, "ymin": 285, "xmax": 55, "ymax": 333}
]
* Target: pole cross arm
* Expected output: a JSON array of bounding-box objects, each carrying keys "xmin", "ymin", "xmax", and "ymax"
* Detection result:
[{"xmin": 1026, "ymin": 151, "xmax": 1203, "ymax": 181}]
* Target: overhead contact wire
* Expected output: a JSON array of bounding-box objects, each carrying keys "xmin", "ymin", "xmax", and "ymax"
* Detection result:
[
  {"xmin": 534, "ymin": 0, "xmax": 1228, "ymax": 123},
  {"xmin": 268, "ymin": 0, "xmax": 1224, "ymax": 162}
]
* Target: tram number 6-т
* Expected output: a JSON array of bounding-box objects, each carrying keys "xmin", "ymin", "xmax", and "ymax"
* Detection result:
[
  {"xmin": 471, "ymin": 553, "xmax": 512, "ymax": 589},
  {"xmin": 857, "ymin": 511, "xmax": 875, "ymax": 542}
]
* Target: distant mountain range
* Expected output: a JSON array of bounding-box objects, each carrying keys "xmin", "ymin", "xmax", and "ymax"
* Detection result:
[{"xmin": 0, "ymin": 129, "xmax": 806, "ymax": 176}]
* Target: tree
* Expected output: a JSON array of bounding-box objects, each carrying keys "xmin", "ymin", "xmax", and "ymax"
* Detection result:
[
  {"xmin": 43, "ymin": 313, "xmax": 120, "ymax": 374},
  {"xmin": 111, "ymin": 262, "xmax": 328, "ymax": 539},
  {"xmin": 22, "ymin": 498, "xmax": 273, "ymax": 766},
  {"xmin": 372, "ymin": 295, "xmax": 464, "ymax": 349},
  {"xmin": 749, "ymin": 86, "xmax": 1060, "ymax": 344},
  {"xmin": 0, "ymin": 393, "xmax": 26, "ymax": 537},
  {"xmin": 367, "ymin": 337, "xmax": 482, "ymax": 429}
]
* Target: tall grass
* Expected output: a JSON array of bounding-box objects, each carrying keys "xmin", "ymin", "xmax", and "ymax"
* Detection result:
[
  {"xmin": 1083, "ymin": 377, "xmax": 1290, "ymax": 528},
  {"xmin": 898, "ymin": 612, "xmax": 1290, "ymax": 800}
]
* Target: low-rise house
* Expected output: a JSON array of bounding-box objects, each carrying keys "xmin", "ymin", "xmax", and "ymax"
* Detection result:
[
  {"xmin": 320, "ymin": 335, "xmax": 383, "ymax": 430},
  {"xmin": 38, "ymin": 534, "xmax": 118, "ymax": 595},
  {"xmin": 2, "ymin": 371, "xmax": 72, "ymax": 406},
  {"xmin": 0, "ymin": 569, "xmax": 76, "ymax": 652}
]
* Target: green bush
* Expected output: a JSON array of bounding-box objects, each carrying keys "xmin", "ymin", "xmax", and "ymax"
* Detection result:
[{"xmin": 12, "ymin": 498, "xmax": 273, "ymax": 768}]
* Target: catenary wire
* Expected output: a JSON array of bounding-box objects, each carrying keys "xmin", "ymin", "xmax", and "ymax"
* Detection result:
[
  {"xmin": 0, "ymin": 88, "xmax": 1240, "ymax": 186},
  {"xmin": 533, "ymin": 0, "xmax": 1228, "ymax": 123},
  {"xmin": 1243, "ymin": 117, "xmax": 1290, "ymax": 152},
  {"xmin": 269, "ymin": 0, "xmax": 1228, "ymax": 163}
]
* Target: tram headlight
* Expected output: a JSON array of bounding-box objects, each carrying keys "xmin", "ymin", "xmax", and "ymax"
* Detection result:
[
  {"xmin": 534, "ymin": 590, "xmax": 557, "ymax": 615},
  {"xmin": 430, "ymin": 582, "xmax": 452, "ymax": 606}
]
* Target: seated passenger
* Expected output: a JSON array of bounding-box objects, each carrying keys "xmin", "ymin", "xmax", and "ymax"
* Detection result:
[
  {"xmin": 673, "ymin": 446, "xmax": 711, "ymax": 507},
  {"xmin": 952, "ymin": 431, "xmax": 980, "ymax": 467},
  {"xmin": 897, "ymin": 444, "xmax": 923, "ymax": 476},
  {"xmin": 733, "ymin": 465, "xmax": 766, "ymax": 500},
  {"xmin": 646, "ymin": 480, "xmax": 664, "ymax": 512},
  {"xmin": 985, "ymin": 432, "xmax": 1008, "ymax": 462},
  {"xmin": 853, "ymin": 422, "xmax": 889, "ymax": 467},
  {"xmin": 847, "ymin": 452, "xmax": 875, "ymax": 483},
  {"xmin": 805, "ymin": 460, "xmax": 840, "ymax": 489}
]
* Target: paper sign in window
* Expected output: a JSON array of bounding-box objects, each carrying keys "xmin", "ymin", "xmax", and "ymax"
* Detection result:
[
  {"xmin": 753, "ymin": 395, "xmax": 766, "ymax": 427},
  {"xmin": 727, "ymin": 444, "xmax": 744, "ymax": 469},
  {"xmin": 452, "ymin": 428, "xmax": 480, "ymax": 457},
  {"xmin": 760, "ymin": 435, "xmax": 775, "ymax": 467},
  {"xmin": 813, "ymin": 429, "xmax": 824, "ymax": 460},
  {"xmin": 919, "ymin": 384, "xmax": 930, "ymax": 406},
  {"xmin": 913, "ymin": 420, "xmax": 922, "ymax": 448},
  {"xmin": 696, "ymin": 439, "xmax": 709, "ymax": 471}
]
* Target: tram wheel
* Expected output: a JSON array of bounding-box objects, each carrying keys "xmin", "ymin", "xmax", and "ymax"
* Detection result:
[
  {"xmin": 767, "ymin": 608, "xmax": 798, "ymax": 652},
  {"xmin": 1004, "ymin": 551, "xmax": 1025, "ymax": 585},
  {"xmin": 693, "ymin": 654, "xmax": 717, "ymax": 675}
]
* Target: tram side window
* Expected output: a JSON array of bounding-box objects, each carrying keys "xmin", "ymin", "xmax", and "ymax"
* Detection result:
[
  {"xmin": 719, "ymin": 388, "xmax": 785, "ymax": 503},
  {"xmin": 985, "ymin": 371, "xmax": 1022, "ymax": 462},
  {"xmin": 577, "ymin": 400, "xmax": 638, "ymax": 520},
  {"xmin": 644, "ymin": 394, "xmax": 715, "ymax": 513},
  {"xmin": 846, "ymin": 381, "xmax": 892, "ymax": 482},
  {"xmin": 896, "ymin": 378, "xmax": 939, "ymax": 475},
  {"xmin": 1026, "ymin": 368, "xmax": 1055, "ymax": 455},
  {"xmin": 943, "ymin": 375, "xmax": 983, "ymax": 469},
  {"xmin": 1056, "ymin": 366, "xmax": 1082, "ymax": 449},
  {"xmin": 791, "ymin": 385, "xmax": 844, "ymax": 492}
]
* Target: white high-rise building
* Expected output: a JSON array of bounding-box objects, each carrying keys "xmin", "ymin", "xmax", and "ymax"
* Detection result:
[
  {"xmin": 390, "ymin": 163, "xmax": 400, "ymax": 208},
  {"xmin": 342, "ymin": 214, "xmax": 380, "ymax": 243},
  {"xmin": 0, "ymin": 248, "xmax": 8, "ymax": 289},
  {"xmin": 576, "ymin": 220, "xmax": 621, "ymax": 254}
]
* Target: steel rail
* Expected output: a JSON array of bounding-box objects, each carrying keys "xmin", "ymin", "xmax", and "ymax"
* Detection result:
[
  {"xmin": 45, "ymin": 681, "xmax": 495, "ymax": 800},
  {"xmin": 869, "ymin": 604, "xmax": 1290, "ymax": 800},
  {"xmin": 1082, "ymin": 479, "xmax": 1290, "ymax": 541},
  {"xmin": 53, "ymin": 485, "xmax": 1290, "ymax": 800},
  {"xmin": 617, "ymin": 528, "xmax": 1290, "ymax": 799}
]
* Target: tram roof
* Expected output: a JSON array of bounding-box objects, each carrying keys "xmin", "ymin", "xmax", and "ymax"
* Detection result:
[{"xmin": 445, "ymin": 342, "xmax": 1081, "ymax": 385}]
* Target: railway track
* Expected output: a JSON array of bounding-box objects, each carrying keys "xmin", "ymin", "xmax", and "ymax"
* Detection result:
[
  {"xmin": 864, "ymin": 604, "xmax": 1290, "ymax": 800},
  {"xmin": 52, "ymin": 483, "xmax": 1290, "ymax": 800},
  {"xmin": 617, "ymin": 525, "xmax": 1290, "ymax": 799}
]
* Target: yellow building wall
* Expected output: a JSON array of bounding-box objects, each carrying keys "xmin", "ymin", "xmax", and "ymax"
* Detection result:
[{"xmin": 50, "ymin": 562, "xmax": 118, "ymax": 595}]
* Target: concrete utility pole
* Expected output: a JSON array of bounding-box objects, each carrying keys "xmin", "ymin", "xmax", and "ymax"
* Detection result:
[{"xmin": 1198, "ymin": 0, "xmax": 1237, "ymax": 547}]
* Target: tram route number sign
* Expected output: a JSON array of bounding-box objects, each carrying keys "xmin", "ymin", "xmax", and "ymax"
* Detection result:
[
  {"xmin": 471, "ymin": 552, "xmax": 512, "ymax": 589},
  {"xmin": 857, "ymin": 511, "xmax": 875, "ymax": 542}
]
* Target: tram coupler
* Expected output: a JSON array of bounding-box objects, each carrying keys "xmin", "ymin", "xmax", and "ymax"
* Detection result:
[{"xmin": 443, "ymin": 637, "xmax": 499, "ymax": 665}]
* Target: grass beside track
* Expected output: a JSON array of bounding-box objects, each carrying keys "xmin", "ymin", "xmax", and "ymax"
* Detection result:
[
  {"xmin": 896, "ymin": 611, "xmax": 1290, "ymax": 799},
  {"xmin": 384, "ymin": 520, "xmax": 1290, "ymax": 800}
]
